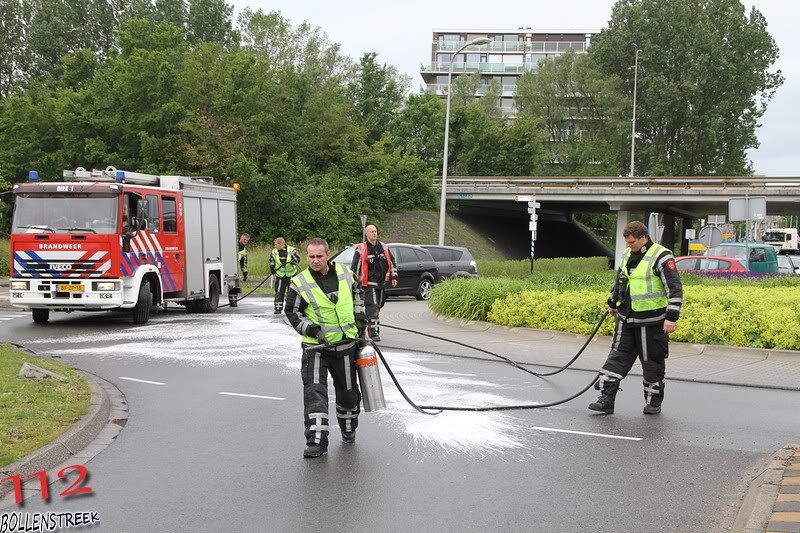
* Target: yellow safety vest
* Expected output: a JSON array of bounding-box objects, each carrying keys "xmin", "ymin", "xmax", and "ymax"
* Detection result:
[
  {"xmin": 291, "ymin": 263, "xmax": 358, "ymax": 345},
  {"xmin": 272, "ymin": 246, "xmax": 298, "ymax": 278},
  {"xmin": 620, "ymin": 243, "xmax": 669, "ymax": 312}
]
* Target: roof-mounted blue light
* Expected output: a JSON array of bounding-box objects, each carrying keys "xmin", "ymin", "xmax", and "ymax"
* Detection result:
[
  {"xmin": 115, "ymin": 170, "xmax": 125, "ymax": 183},
  {"xmin": 28, "ymin": 170, "xmax": 39, "ymax": 182}
]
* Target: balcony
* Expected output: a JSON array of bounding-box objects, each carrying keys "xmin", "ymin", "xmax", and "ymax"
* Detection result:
[
  {"xmin": 433, "ymin": 40, "xmax": 587, "ymax": 54},
  {"xmin": 434, "ymin": 40, "xmax": 527, "ymax": 53},
  {"xmin": 422, "ymin": 62, "xmax": 532, "ymax": 74},
  {"xmin": 425, "ymin": 83, "xmax": 518, "ymax": 97}
]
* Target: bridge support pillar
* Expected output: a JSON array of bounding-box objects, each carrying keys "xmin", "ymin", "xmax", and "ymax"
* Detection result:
[
  {"xmin": 613, "ymin": 210, "xmax": 631, "ymax": 269},
  {"xmin": 680, "ymin": 217, "xmax": 692, "ymax": 256},
  {"xmin": 661, "ymin": 214, "xmax": 676, "ymax": 251}
]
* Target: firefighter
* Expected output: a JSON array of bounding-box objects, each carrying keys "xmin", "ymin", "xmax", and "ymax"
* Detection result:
[
  {"xmin": 589, "ymin": 221, "xmax": 683, "ymax": 415},
  {"xmin": 269, "ymin": 237, "xmax": 300, "ymax": 314},
  {"xmin": 238, "ymin": 233, "xmax": 250, "ymax": 282},
  {"xmin": 351, "ymin": 224, "xmax": 398, "ymax": 341},
  {"xmin": 285, "ymin": 238, "xmax": 367, "ymax": 458}
]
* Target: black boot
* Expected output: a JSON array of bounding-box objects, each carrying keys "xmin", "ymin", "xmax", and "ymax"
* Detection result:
[
  {"xmin": 643, "ymin": 380, "xmax": 664, "ymax": 415},
  {"xmin": 588, "ymin": 377, "xmax": 620, "ymax": 414}
]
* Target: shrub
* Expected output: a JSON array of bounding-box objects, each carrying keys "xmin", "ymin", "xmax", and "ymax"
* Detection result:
[{"xmin": 486, "ymin": 286, "xmax": 800, "ymax": 350}]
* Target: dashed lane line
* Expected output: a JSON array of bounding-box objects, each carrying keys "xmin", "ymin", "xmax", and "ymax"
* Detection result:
[
  {"xmin": 219, "ymin": 392, "xmax": 286, "ymax": 401},
  {"xmin": 119, "ymin": 376, "xmax": 166, "ymax": 385},
  {"xmin": 530, "ymin": 425, "xmax": 642, "ymax": 441}
]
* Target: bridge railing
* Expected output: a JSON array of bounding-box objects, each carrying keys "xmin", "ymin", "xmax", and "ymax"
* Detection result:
[{"xmin": 432, "ymin": 176, "xmax": 800, "ymax": 189}]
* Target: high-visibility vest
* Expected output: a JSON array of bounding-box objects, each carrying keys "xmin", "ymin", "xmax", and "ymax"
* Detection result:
[
  {"xmin": 272, "ymin": 246, "xmax": 298, "ymax": 278},
  {"xmin": 291, "ymin": 263, "xmax": 358, "ymax": 345},
  {"xmin": 620, "ymin": 243, "xmax": 669, "ymax": 312},
  {"xmin": 355, "ymin": 241, "xmax": 394, "ymax": 287}
]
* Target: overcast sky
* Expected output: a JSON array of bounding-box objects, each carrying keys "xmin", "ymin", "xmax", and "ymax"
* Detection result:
[{"xmin": 229, "ymin": 0, "xmax": 797, "ymax": 176}]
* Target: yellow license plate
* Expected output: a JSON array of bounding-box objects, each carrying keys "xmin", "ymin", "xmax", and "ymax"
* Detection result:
[{"xmin": 58, "ymin": 284, "xmax": 84, "ymax": 292}]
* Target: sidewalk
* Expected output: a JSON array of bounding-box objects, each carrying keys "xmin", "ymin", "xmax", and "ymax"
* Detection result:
[{"xmin": 380, "ymin": 300, "xmax": 800, "ymax": 391}]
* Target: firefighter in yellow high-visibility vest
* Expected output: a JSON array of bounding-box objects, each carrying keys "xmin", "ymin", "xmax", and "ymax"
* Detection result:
[
  {"xmin": 269, "ymin": 237, "xmax": 300, "ymax": 314},
  {"xmin": 589, "ymin": 221, "xmax": 683, "ymax": 415},
  {"xmin": 284, "ymin": 238, "xmax": 367, "ymax": 458}
]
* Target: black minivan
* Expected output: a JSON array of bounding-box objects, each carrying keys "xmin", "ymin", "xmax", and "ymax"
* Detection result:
[
  {"xmin": 332, "ymin": 243, "xmax": 440, "ymax": 300},
  {"xmin": 419, "ymin": 245, "xmax": 478, "ymax": 279}
]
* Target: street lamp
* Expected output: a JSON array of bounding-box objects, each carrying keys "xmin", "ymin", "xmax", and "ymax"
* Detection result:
[
  {"xmin": 438, "ymin": 36, "xmax": 492, "ymax": 246},
  {"xmin": 628, "ymin": 48, "xmax": 642, "ymax": 178}
]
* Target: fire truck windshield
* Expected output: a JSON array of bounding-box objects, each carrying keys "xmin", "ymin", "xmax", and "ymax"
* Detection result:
[{"xmin": 12, "ymin": 193, "xmax": 119, "ymax": 234}]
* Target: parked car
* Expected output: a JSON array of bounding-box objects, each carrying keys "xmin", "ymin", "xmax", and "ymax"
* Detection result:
[
  {"xmin": 777, "ymin": 254, "xmax": 800, "ymax": 275},
  {"xmin": 418, "ymin": 245, "xmax": 478, "ymax": 279},
  {"xmin": 331, "ymin": 243, "xmax": 440, "ymax": 300},
  {"xmin": 705, "ymin": 243, "xmax": 779, "ymax": 273},
  {"xmin": 675, "ymin": 255, "xmax": 748, "ymax": 273}
]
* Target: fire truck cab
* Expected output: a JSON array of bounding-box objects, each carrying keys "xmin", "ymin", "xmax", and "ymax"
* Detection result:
[{"xmin": 9, "ymin": 167, "xmax": 242, "ymax": 324}]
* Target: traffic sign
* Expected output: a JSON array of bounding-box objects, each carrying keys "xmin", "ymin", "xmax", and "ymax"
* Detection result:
[
  {"xmin": 528, "ymin": 202, "xmax": 541, "ymax": 209},
  {"xmin": 515, "ymin": 195, "xmax": 534, "ymax": 202}
]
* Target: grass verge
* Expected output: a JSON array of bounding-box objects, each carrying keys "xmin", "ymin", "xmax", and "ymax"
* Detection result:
[{"xmin": 0, "ymin": 345, "xmax": 90, "ymax": 468}]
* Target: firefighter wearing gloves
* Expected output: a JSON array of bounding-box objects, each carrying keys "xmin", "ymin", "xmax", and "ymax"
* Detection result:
[
  {"xmin": 351, "ymin": 224, "xmax": 398, "ymax": 342},
  {"xmin": 269, "ymin": 237, "xmax": 300, "ymax": 314},
  {"xmin": 285, "ymin": 238, "xmax": 367, "ymax": 458},
  {"xmin": 589, "ymin": 221, "xmax": 683, "ymax": 415},
  {"xmin": 238, "ymin": 233, "xmax": 250, "ymax": 282}
]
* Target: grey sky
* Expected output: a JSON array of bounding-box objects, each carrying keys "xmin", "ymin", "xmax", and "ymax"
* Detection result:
[{"xmin": 230, "ymin": 0, "xmax": 797, "ymax": 176}]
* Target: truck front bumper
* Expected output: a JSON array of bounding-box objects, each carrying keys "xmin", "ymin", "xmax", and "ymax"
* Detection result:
[{"xmin": 9, "ymin": 278, "xmax": 125, "ymax": 311}]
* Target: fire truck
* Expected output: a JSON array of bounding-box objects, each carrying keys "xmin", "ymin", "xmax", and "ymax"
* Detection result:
[{"xmin": 8, "ymin": 167, "xmax": 242, "ymax": 324}]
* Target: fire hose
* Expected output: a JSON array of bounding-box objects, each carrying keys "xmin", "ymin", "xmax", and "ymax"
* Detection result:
[
  {"xmin": 217, "ymin": 273, "xmax": 273, "ymax": 309},
  {"xmin": 312, "ymin": 311, "xmax": 609, "ymax": 415}
]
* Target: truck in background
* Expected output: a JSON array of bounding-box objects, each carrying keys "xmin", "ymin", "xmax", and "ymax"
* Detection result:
[
  {"xmin": 8, "ymin": 167, "xmax": 241, "ymax": 324},
  {"xmin": 761, "ymin": 228, "xmax": 799, "ymax": 252}
]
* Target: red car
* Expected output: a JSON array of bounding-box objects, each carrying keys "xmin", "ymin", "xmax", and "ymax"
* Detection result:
[{"xmin": 674, "ymin": 255, "xmax": 748, "ymax": 273}]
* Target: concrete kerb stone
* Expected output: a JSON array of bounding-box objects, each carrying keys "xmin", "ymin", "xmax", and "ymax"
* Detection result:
[
  {"xmin": 731, "ymin": 445, "xmax": 800, "ymax": 533},
  {"xmin": 0, "ymin": 369, "xmax": 120, "ymax": 498}
]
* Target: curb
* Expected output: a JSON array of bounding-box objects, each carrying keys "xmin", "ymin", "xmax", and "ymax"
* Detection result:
[
  {"xmin": 0, "ymin": 369, "xmax": 113, "ymax": 496},
  {"xmin": 731, "ymin": 444, "xmax": 800, "ymax": 533}
]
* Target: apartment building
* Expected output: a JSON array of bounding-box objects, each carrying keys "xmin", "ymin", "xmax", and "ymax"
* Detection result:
[{"xmin": 421, "ymin": 28, "xmax": 595, "ymax": 116}]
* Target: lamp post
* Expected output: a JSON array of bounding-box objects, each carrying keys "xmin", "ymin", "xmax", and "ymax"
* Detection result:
[
  {"xmin": 628, "ymin": 48, "xmax": 641, "ymax": 178},
  {"xmin": 438, "ymin": 37, "xmax": 492, "ymax": 246}
]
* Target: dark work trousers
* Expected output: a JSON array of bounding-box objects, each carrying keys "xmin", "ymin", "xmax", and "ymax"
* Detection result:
[
  {"xmin": 274, "ymin": 277, "xmax": 291, "ymax": 312},
  {"xmin": 239, "ymin": 255, "xmax": 248, "ymax": 282},
  {"xmin": 600, "ymin": 316, "xmax": 669, "ymax": 406},
  {"xmin": 363, "ymin": 285, "xmax": 386, "ymax": 337},
  {"xmin": 301, "ymin": 344, "xmax": 361, "ymax": 448}
]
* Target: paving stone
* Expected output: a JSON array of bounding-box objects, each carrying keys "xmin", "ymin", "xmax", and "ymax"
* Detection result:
[
  {"xmin": 766, "ymin": 521, "xmax": 800, "ymax": 532},
  {"xmin": 774, "ymin": 502, "xmax": 800, "ymax": 512}
]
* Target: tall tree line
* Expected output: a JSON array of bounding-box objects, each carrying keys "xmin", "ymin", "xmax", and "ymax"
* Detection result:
[{"xmin": 0, "ymin": 0, "xmax": 784, "ymax": 242}]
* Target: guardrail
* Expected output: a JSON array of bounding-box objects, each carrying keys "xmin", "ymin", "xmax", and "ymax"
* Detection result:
[{"xmin": 432, "ymin": 176, "xmax": 800, "ymax": 189}]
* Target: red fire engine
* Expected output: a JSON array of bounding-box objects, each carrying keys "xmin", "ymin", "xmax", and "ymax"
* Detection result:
[{"xmin": 8, "ymin": 167, "xmax": 242, "ymax": 324}]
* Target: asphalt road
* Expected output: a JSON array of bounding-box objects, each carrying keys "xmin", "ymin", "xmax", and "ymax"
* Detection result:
[{"xmin": 1, "ymin": 300, "xmax": 799, "ymax": 532}]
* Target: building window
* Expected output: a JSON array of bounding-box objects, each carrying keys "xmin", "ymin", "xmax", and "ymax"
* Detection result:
[
  {"xmin": 441, "ymin": 34, "xmax": 462, "ymax": 41},
  {"xmin": 545, "ymin": 41, "xmax": 558, "ymax": 52}
]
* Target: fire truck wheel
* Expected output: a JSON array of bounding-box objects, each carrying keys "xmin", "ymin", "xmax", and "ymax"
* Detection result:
[
  {"xmin": 32, "ymin": 309, "xmax": 50, "ymax": 324},
  {"xmin": 132, "ymin": 280, "xmax": 152, "ymax": 324},
  {"xmin": 193, "ymin": 275, "xmax": 220, "ymax": 313}
]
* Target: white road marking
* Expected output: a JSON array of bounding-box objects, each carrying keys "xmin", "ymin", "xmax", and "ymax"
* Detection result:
[
  {"xmin": 219, "ymin": 392, "xmax": 285, "ymax": 401},
  {"xmin": 530, "ymin": 426, "xmax": 642, "ymax": 441},
  {"xmin": 119, "ymin": 376, "xmax": 166, "ymax": 385}
]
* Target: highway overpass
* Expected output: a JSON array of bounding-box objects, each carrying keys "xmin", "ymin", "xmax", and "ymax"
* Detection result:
[{"xmin": 436, "ymin": 175, "xmax": 800, "ymax": 265}]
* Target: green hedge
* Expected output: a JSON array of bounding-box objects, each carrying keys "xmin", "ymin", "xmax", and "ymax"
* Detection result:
[{"xmin": 487, "ymin": 286, "xmax": 800, "ymax": 350}]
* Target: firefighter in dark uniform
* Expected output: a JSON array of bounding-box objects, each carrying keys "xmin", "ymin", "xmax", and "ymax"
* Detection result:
[
  {"xmin": 238, "ymin": 233, "xmax": 250, "ymax": 282},
  {"xmin": 269, "ymin": 237, "xmax": 300, "ymax": 314},
  {"xmin": 351, "ymin": 224, "xmax": 398, "ymax": 342},
  {"xmin": 589, "ymin": 221, "xmax": 683, "ymax": 415},
  {"xmin": 285, "ymin": 238, "xmax": 367, "ymax": 458}
]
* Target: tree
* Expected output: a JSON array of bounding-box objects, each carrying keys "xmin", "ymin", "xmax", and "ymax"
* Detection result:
[
  {"xmin": 0, "ymin": 0, "xmax": 29, "ymax": 97},
  {"xmin": 591, "ymin": 0, "xmax": 783, "ymax": 175},
  {"xmin": 515, "ymin": 49, "xmax": 628, "ymax": 175},
  {"xmin": 348, "ymin": 52, "xmax": 407, "ymax": 145},
  {"xmin": 186, "ymin": 0, "xmax": 236, "ymax": 46},
  {"xmin": 389, "ymin": 92, "xmax": 445, "ymax": 168}
]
